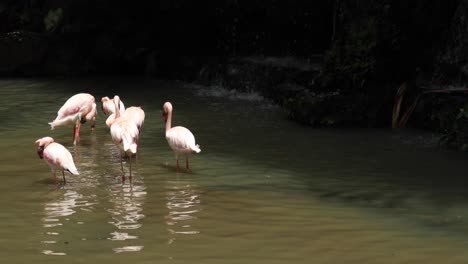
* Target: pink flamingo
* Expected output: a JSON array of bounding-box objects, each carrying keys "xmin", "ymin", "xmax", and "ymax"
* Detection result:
[
  {"xmin": 101, "ymin": 96, "xmax": 125, "ymax": 115},
  {"xmin": 110, "ymin": 96, "xmax": 140, "ymax": 180},
  {"xmin": 105, "ymin": 114, "xmax": 117, "ymax": 128},
  {"xmin": 123, "ymin": 106, "xmax": 145, "ymax": 137},
  {"xmin": 49, "ymin": 93, "xmax": 96, "ymax": 145},
  {"xmin": 163, "ymin": 102, "xmax": 201, "ymax": 172},
  {"xmin": 102, "ymin": 96, "xmax": 125, "ymax": 128},
  {"xmin": 35, "ymin": 137, "xmax": 79, "ymax": 184}
]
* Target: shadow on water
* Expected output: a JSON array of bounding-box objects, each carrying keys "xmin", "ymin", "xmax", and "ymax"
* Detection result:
[
  {"xmin": 35, "ymin": 178, "xmax": 61, "ymax": 185},
  {"xmin": 158, "ymin": 161, "xmax": 201, "ymax": 175}
]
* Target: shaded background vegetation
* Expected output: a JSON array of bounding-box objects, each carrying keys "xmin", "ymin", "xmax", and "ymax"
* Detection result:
[
  {"xmin": 0, "ymin": 0, "xmax": 332, "ymax": 76},
  {"xmin": 2, "ymin": 0, "xmax": 468, "ymax": 148}
]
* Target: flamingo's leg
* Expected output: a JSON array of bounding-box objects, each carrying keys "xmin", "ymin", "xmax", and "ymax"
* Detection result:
[
  {"xmin": 136, "ymin": 135, "xmax": 140, "ymax": 159},
  {"xmin": 62, "ymin": 171, "xmax": 66, "ymax": 184},
  {"xmin": 72, "ymin": 126, "xmax": 76, "ymax": 144},
  {"xmin": 186, "ymin": 157, "xmax": 190, "ymax": 172},
  {"xmin": 73, "ymin": 123, "xmax": 81, "ymax": 145},
  {"xmin": 53, "ymin": 171, "xmax": 57, "ymax": 185},
  {"xmin": 91, "ymin": 117, "xmax": 96, "ymax": 131},
  {"xmin": 129, "ymin": 154, "xmax": 133, "ymax": 180},
  {"xmin": 120, "ymin": 150, "xmax": 125, "ymax": 181}
]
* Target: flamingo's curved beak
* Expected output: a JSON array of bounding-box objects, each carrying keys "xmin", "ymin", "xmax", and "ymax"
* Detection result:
[
  {"xmin": 163, "ymin": 112, "xmax": 168, "ymax": 123},
  {"xmin": 37, "ymin": 145, "xmax": 44, "ymax": 159}
]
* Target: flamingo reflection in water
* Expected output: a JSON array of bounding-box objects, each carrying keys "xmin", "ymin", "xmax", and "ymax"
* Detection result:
[
  {"xmin": 107, "ymin": 182, "xmax": 147, "ymax": 253},
  {"xmin": 165, "ymin": 179, "xmax": 201, "ymax": 244},
  {"xmin": 40, "ymin": 189, "xmax": 98, "ymax": 256}
]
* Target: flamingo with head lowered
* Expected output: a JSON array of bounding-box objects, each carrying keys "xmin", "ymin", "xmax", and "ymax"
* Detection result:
[
  {"xmin": 110, "ymin": 96, "xmax": 140, "ymax": 180},
  {"xmin": 102, "ymin": 96, "xmax": 126, "ymax": 128},
  {"xmin": 162, "ymin": 102, "xmax": 201, "ymax": 172},
  {"xmin": 49, "ymin": 93, "xmax": 96, "ymax": 145},
  {"xmin": 35, "ymin": 137, "xmax": 79, "ymax": 185},
  {"xmin": 101, "ymin": 96, "xmax": 125, "ymax": 116}
]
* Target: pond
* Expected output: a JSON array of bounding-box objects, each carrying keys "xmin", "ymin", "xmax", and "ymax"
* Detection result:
[{"xmin": 1, "ymin": 79, "xmax": 468, "ymax": 263}]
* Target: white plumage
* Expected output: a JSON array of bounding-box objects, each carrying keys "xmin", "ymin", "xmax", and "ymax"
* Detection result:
[
  {"xmin": 101, "ymin": 96, "xmax": 125, "ymax": 116},
  {"xmin": 123, "ymin": 106, "xmax": 145, "ymax": 135},
  {"xmin": 163, "ymin": 101, "xmax": 200, "ymax": 172},
  {"xmin": 49, "ymin": 93, "xmax": 96, "ymax": 144},
  {"xmin": 110, "ymin": 117, "xmax": 139, "ymax": 155},
  {"xmin": 166, "ymin": 126, "xmax": 201, "ymax": 154},
  {"xmin": 35, "ymin": 137, "xmax": 79, "ymax": 184},
  {"xmin": 102, "ymin": 96, "xmax": 125, "ymax": 128},
  {"xmin": 109, "ymin": 95, "xmax": 140, "ymax": 179}
]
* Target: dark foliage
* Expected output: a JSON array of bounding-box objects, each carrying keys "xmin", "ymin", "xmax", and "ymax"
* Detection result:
[{"xmin": 2, "ymin": 0, "xmax": 468, "ymax": 148}]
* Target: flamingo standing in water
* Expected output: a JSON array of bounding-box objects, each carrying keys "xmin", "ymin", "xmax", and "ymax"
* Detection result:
[
  {"xmin": 162, "ymin": 102, "xmax": 201, "ymax": 172},
  {"xmin": 49, "ymin": 93, "xmax": 96, "ymax": 145},
  {"xmin": 101, "ymin": 96, "xmax": 125, "ymax": 128},
  {"xmin": 110, "ymin": 96, "xmax": 140, "ymax": 180},
  {"xmin": 35, "ymin": 137, "xmax": 79, "ymax": 184}
]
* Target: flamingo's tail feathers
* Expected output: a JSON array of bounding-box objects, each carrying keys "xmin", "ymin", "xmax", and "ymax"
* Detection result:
[
  {"xmin": 49, "ymin": 118, "xmax": 69, "ymax": 129},
  {"xmin": 192, "ymin": 144, "xmax": 201, "ymax": 153},
  {"xmin": 129, "ymin": 143, "xmax": 137, "ymax": 154},
  {"xmin": 123, "ymin": 136, "xmax": 138, "ymax": 154}
]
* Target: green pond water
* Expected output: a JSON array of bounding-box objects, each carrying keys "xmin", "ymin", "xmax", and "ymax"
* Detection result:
[{"xmin": 2, "ymin": 79, "xmax": 468, "ymax": 263}]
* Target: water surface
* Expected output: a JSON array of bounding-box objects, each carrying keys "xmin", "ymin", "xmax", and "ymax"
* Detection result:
[{"xmin": 1, "ymin": 79, "xmax": 468, "ymax": 263}]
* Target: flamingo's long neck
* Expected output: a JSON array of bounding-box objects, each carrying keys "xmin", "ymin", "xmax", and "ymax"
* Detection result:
[
  {"xmin": 114, "ymin": 97, "xmax": 121, "ymax": 119},
  {"xmin": 165, "ymin": 109, "xmax": 172, "ymax": 133}
]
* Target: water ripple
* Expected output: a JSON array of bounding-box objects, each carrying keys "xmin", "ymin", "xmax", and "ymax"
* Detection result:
[
  {"xmin": 108, "ymin": 231, "xmax": 138, "ymax": 241},
  {"xmin": 165, "ymin": 180, "xmax": 202, "ymax": 243},
  {"xmin": 106, "ymin": 182, "xmax": 147, "ymax": 254},
  {"xmin": 42, "ymin": 250, "xmax": 66, "ymax": 256},
  {"xmin": 42, "ymin": 190, "xmax": 94, "ymax": 226},
  {"xmin": 107, "ymin": 184, "xmax": 146, "ymax": 231},
  {"xmin": 40, "ymin": 188, "xmax": 99, "ymax": 256},
  {"xmin": 113, "ymin": 246, "xmax": 144, "ymax": 253}
]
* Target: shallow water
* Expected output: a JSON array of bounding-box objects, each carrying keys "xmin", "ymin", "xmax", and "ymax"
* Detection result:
[{"xmin": 2, "ymin": 79, "xmax": 468, "ymax": 263}]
